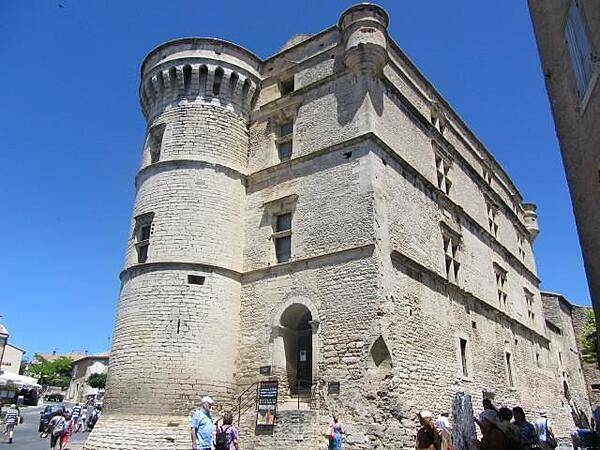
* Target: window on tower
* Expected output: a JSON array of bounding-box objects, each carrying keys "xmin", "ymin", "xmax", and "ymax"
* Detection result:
[
  {"xmin": 274, "ymin": 212, "xmax": 292, "ymax": 263},
  {"xmin": 146, "ymin": 124, "xmax": 166, "ymax": 164},
  {"xmin": 134, "ymin": 213, "xmax": 154, "ymax": 264},
  {"xmin": 276, "ymin": 120, "xmax": 294, "ymax": 162}
]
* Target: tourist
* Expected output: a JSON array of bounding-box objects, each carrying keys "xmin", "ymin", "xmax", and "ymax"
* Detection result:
[
  {"xmin": 512, "ymin": 407, "xmax": 539, "ymax": 450},
  {"xmin": 436, "ymin": 412, "xmax": 452, "ymax": 450},
  {"xmin": 473, "ymin": 409, "xmax": 509, "ymax": 450},
  {"xmin": 496, "ymin": 407, "xmax": 520, "ymax": 450},
  {"xmin": 215, "ymin": 411, "xmax": 239, "ymax": 450},
  {"xmin": 71, "ymin": 402, "xmax": 82, "ymax": 432},
  {"xmin": 59, "ymin": 410, "xmax": 74, "ymax": 450},
  {"xmin": 327, "ymin": 414, "xmax": 344, "ymax": 450},
  {"xmin": 416, "ymin": 410, "xmax": 439, "ymax": 450},
  {"xmin": 482, "ymin": 398, "xmax": 498, "ymax": 413},
  {"xmin": 534, "ymin": 412, "xmax": 556, "ymax": 450},
  {"xmin": 46, "ymin": 411, "xmax": 67, "ymax": 450},
  {"xmin": 190, "ymin": 396, "xmax": 215, "ymax": 450},
  {"xmin": 2, "ymin": 403, "xmax": 19, "ymax": 444}
]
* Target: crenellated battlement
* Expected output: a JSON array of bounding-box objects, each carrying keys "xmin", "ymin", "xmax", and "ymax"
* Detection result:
[{"xmin": 139, "ymin": 38, "xmax": 262, "ymax": 120}]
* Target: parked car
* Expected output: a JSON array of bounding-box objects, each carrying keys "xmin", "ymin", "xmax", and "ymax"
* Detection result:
[
  {"xmin": 38, "ymin": 404, "xmax": 65, "ymax": 432},
  {"xmin": 44, "ymin": 392, "xmax": 64, "ymax": 402}
]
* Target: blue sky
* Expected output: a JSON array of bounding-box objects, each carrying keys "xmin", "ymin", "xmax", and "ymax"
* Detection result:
[{"xmin": 0, "ymin": 1, "xmax": 590, "ymax": 357}]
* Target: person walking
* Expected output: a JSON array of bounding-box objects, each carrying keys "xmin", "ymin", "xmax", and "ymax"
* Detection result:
[
  {"xmin": 215, "ymin": 411, "xmax": 239, "ymax": 450},
  {"xmin": 512, "ymin": 407, "xmax": 539, "ymax": 450},
  {"xmin": 190, "ymin": 396, "xmax": 215, "ymax": 450},
  {"xmin": 416, "ymin": 411, "xmax": 439, "ymax": 450},
  {"xmin": 534, "ymin": 412, "xmax": 556, "ymax": 450},
  {"xmin": 60, "ymin": 410, "xmax": 75, "ymax": 450},
  {"xmin": 71, "ymin": 403, "xmax": 82, "ymax": 432},
  {"xmin": 2, "ymin": 403, "xmax": 19, "ymax": 444},
  {"xmin": 46, "ymin": 411, "xmax": 67, "ymax": 450},
  {"xmin": 327, "ymin": 414, "xmax": 344, "ymax": 450}
]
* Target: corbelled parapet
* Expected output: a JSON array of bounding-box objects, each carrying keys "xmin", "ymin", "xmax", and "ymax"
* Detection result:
[
  {"xmin": 523, "ymin": 203, "xmax": 540, "ymax": 240},
  {"xmin": 139, "ymin": 38, "xmax": 261, "ymax": 120},
  {"xmin": 339, "ymin": 3, "xmax": 389, "ymax": 75}
]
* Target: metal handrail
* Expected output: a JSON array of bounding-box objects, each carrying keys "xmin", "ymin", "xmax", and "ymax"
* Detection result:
[{"xmin": 236, "ymin": 381, "xmax": 260, "ymax": 426}]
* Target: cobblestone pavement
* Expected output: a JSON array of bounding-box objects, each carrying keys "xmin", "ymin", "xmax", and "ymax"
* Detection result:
[{"xmin": 0, "ymin": 404, "xmax": 86, "ymax": 450}]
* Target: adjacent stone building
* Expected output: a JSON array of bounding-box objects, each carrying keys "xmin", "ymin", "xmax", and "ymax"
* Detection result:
[
  {"xmin": 528, "ymin": 1, "xmax": 600, "ymax": 348},
  {"xmin": 542, "ymin": 292, "xmax": 595, "ymax": 425},
  {"xmin": 87, "ymin": 5, "xmax": 591, "ymax": 449},
  {"xmin": 67, "ymin": 353, "xmax": 109, "ymax": 403}
]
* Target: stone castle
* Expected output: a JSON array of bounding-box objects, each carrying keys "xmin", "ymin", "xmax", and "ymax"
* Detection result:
[{"xmin": 86, "ymin": 4, "xmax": 593, "ymax": 449}]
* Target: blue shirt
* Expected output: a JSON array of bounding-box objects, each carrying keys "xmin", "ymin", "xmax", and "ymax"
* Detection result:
[{"xmin": 190, "ymin": 408, "xmax": 213, "ymax": 448}]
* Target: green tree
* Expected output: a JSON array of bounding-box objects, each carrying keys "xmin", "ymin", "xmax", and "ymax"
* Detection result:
[
  {"xmin": 87, "ymin": 372, "xmax": 107, "ymax": 389},
  {"xmin": 579, "ymin": 310, "xmax": 597, "ymax": 364},
  {"xmin": 27, "ymin": 356, "xmax": 73, "ymax": 388}
]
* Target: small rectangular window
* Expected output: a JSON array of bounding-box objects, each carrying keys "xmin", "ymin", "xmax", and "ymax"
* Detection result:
[
  {"xmin": 187, "ymin": 275, "xmax": 205, "ymax": 285},
  {"xmin": 147, "ymin": 124, "xmax": 166, "ymax": 164},
  {"xmin": 275, "ymin": 235, "xmax": 291, "ymax": 263},
  {"xmin": 137, "ymin": 243, "xmax": 149, "ymax": 263},
  {"xmin": 140, "ymin": 225, "xmax": 151, "ymax": 241},
  {"xmin": 134, "ymin": 213, "xmax": 154, "ymax": 264},
  {"xmin": 280, "ymin": 122, "xmax": 293, "ymax": 137},
  {"xmin": 276, "ymin": 213, "xmax": 292, "ymax": 232},
  {"xmin": 459, "ymin": 338, "xmax": 468, "ymax": 377},
  {"xmin": 280, "ymin": 78, "xmax": 295, "ymax": 95},
  {"xmin": 564, "ymin": 1, "xmax": 596, "ymax": 99},
  {"xmin": 506, "ymin": 352, "xmax": 514, "ymax": 387},
  {"xmin": 277, "ymin": 141, "xmax": 292, "ymax": 162}
]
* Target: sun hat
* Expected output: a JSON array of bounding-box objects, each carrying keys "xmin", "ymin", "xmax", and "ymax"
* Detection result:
[
  {"xmin": 419, "ymin": 410, "xmax": 433, "ymax": 418},
  {"xmin": 201, "ymin": 396, "xmax": 214, "ymax": 404}
]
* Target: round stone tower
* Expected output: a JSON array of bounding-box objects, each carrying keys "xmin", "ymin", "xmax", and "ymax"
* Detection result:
[
  {"xmin": 86, "ymin": 39, "xmax": 260, "ymax": 449},
  {"xmin": 339, "ymin": 3, "xmax": 389, "ymax": 75}
]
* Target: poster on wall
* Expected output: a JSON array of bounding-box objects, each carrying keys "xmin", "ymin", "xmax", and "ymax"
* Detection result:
[{"xmin": 256, "ymin": 380, "xmax": 278, "ymax": 426}]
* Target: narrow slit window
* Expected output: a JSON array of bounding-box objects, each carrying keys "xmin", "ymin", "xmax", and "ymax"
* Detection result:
[
  {"xmin": 277, "ymin": 120, "xmax": 294, "ymax": 162},
  {"xmin": 459, "ymin": 338, "xmax": 468, "ymax": 377},
  {"xmin": 506, "ymin": 352, "xmax": 514, "ymax": 387}
]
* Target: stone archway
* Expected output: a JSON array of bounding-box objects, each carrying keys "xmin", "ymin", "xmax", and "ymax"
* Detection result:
[{"xmin": 271, "ymin": 298, "xmax": 319, "ymax": 397}]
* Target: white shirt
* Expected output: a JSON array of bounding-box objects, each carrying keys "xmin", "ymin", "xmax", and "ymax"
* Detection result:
[{"xmin": 534, "ymin": 417, "xmax": 551, "ymax": 442}]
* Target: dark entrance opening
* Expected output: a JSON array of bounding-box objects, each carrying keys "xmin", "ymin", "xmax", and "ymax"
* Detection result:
[{"xmin": 280, "ymin": 304, "xmax": 312, "ymax": 396}]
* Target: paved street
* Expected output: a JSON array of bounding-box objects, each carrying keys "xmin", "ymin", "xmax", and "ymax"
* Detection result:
[{"xmin": 1, "ymin": 404, "xmax": 86, "ymax": 450}]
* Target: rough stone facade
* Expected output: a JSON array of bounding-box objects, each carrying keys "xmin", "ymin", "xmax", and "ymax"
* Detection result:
[
  {"xmin": 86, "ymin": 5, "xmax": 591, "ymax": 449},
  {"xmin": 528, "ymin": 0, "xmax": 600, "ymax": 352}
]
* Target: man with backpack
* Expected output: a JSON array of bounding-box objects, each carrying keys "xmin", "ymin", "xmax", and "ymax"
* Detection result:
[
  {"xmin": 215, "ymin": 411, "xmax": 239, "ymax": 450},
  {"xmin": 46, "ymin": 411, "xmax": 67, "ymax": 450},
  {"xmin": 190, "ymin": 396, "xmax": 215, "ymax": 450}
]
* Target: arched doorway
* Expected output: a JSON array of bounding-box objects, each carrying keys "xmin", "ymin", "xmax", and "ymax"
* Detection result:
[{"xmin": 280, "ymin": 303, "xmax": 312, "ymax": 395}]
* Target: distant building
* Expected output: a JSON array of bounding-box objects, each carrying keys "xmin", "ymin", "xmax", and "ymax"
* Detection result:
[
  {"xmin": 67, "ymin": 353, "xmax": 109, "ymax": 403},
  {"xmin": 1, "ymin": 344, "xmax": 25, "ymax": 375},
  {"xmin": 34, "ymin": 351, "xmax": 87, "ymax": 362},
  {"xmin": 528, "ymin": 1, "xmax": 600, "ymax": 346}
]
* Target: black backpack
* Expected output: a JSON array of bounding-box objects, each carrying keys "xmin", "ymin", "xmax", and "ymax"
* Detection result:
[{"xmin": 215, "ymin": 425, "xmax": 231, "ymax": 450}]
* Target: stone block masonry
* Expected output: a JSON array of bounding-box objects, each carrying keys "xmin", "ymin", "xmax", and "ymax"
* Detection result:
[{"xmin": 85, "ymin": 4, "xmax": 591, "ymax": 449}]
